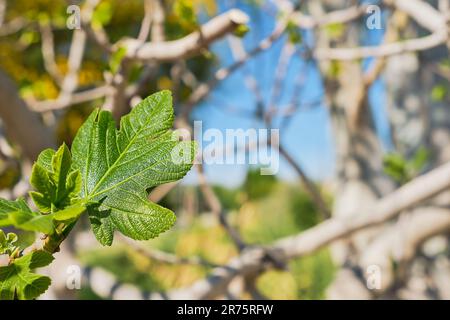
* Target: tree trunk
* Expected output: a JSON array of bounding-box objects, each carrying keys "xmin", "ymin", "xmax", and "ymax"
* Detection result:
[{"xmin": 0, "ymin": 71, "xmax": 55, "ymax": 160}]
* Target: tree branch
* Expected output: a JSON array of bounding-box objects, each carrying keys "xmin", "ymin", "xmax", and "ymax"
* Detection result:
[
  {"xmin": 122, "ymin": 9, "xmax": 249, "ymax": 62},
  {"xmin": 137, "ymin": 0, "xmax": 153, "ymax": 42},
  {"xmin": 314, "ymin": 0, "xmax": 448, "ymax": 60},
  {"xmin": 27, "ymin": 86, "xmax": 111, "ymax": 112},
  {"xmin": 150, "ymin": 0, "xmax": 165, "ymax": 43},
  {"xmin": 292, "ymin": 4, "xmax": 369, "ymax": 29},
  {"xmin": 360, "ymin": 206, "xmax": 450, "ymax": 294}
]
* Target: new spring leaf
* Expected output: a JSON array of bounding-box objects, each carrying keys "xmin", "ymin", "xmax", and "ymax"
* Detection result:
[
  {"xmin": 71, "ymin": 90, "xmax": 196, "ymax": 245},
  {"xmin": 30, "ymin": 144, "xmax": 81, "ymax": 213}
]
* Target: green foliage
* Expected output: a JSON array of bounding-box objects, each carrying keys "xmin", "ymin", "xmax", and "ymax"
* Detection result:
[
  {"xmin": 383, "ymin": 147, "xmax": 430, "ymax": 184},
  {"xmin": 327, "ymin": 60, "xmax": 342, "ymax": 79},
  {"xmin": 212, "ymin": 186, "xmax": 242, "ymax": 210},
  {"xmin": 0, "ymin": 230, "xmax": 18, "ymax": 256},
  {"xmin": 71, "ymin": 90, "xmax": 195, "ymax": 245},
  {"xmin": 431, "ymin": 84, "xmax": 448, "ymax": 102},
  {"xmin": 237, "ymin": 182, "xmax": 322, "ymax": 245},
  {"xmin": 257, "ymin": 249, "xmax": 334, "ymax": 299},
  {"xmin": 324, "ymin": 23, "xmax": 345, "ymax": 39},
  {"xmin": 243, "ymin": 169, "xmax": 277, "ymax": 201},
  {"xmin": 19, "ymin": 30, "xmax": 40, "ymax": 46},
  {"xmin": 30, "ymin": 144, "xmax": 81, "ymax": 213},
  {"xmin": 286, "ymin": 21, "xmax": 302, "ymax": 44},
  {"xmin": 79, "ymin": 247, "xmax": 180, "ymax": 293},
  {"xmin": 108, "ymin": 46, "xmax": 127, "ymax": 74},
  {"xmin": 174, "ymin": 0, "xmax": 198, "ymax": 28},
  {"xmin": 0, "ymin": 250, "xmax": 54, "ymax": 300},
  {"xmin": 290, "ymin": 190, "xmax": 321, "ymax": 230},
  {"xmin": 0, "ymin": 90, "xmax": 195, "ymax": 299},
  {"xmin": 0, "ymin": 158, "xmax": 21, "ymax": 190},
  {"xmin": 233, "ymin": 25, "xmax": 250, "ymax": 38},
  {"xmin": 0, "ymin": 198, "xmax": 54, "ymax": 234},
  {"xmin": 92, "ymin": 1, "xmax": 113, "ymax": 28},
  {"xmin": 79, "ymin": 179, "xmax": 334, "ymax": 299},
  {"xmin": 289, "ymin": 249, "xmax": 335, "ymax": 299},
  {"xmin": 0, "ymin": 144, "xmax": 84, "ymax": 235}
]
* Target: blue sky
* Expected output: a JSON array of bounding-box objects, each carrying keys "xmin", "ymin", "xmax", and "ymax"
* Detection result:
[{"xmin": 185, "ymin": 0, "xmax": 390, "ymax": 188}]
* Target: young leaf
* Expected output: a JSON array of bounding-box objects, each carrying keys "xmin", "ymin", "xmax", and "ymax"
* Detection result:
[
  {"xmin": 0, "ymin": 230, "xmax": 18, "ymax": 255},
  {"xmin": 53, "ymin": 202, "xmax": 86, "ymax": 222},
  {"xmin": 29, "ymin": 144, "xmax": 82, "ymax": 213},
  {"xmin": 0, "ymin": 198, "xmax": 29, "ymax": 226},
  {"xmin": 71, "ymin": 90, "xmax": 195, "ymax": 245},
  {"xmin": 0, "ymin": 250, "xmax": 54, "ymax": 300},
  {"xmin": 0, "ymin": 198, "xmax": 54, "ymax": 234},
  {"xmin": 36, "ymin": 148, "xmax": 55, "ymax": 171},
  {"xmin": 29, "ymin": 164, "xmax": 53, "ymax": 212},
  {"xmin": 9, "ymin": 210, "xmax": 54, "ymax": 234}
]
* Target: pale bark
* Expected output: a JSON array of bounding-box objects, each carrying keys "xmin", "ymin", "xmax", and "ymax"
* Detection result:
[
  {"xmin": 122, "ymin": 9, "xmax": 249, "ymax": 62},
  {"xmin": 0, "ymin": 71, "xmax": 54, "ymax": 160}
]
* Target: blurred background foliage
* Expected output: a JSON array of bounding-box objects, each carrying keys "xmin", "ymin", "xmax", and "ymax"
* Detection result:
[
  {"xmin": 0, "ymin": 0, "xmax": 218, "ymax": 126},
  {"xmin": 1, "ymin": 0, "xmax": 450, "ymax": 301},
  {"xmin": 77, "ymin": 169, "xmax": 335, "ymax": 300},
  {"xmin": 0, "ymin": 0, "xmax": 336, "ymax": 299}
]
